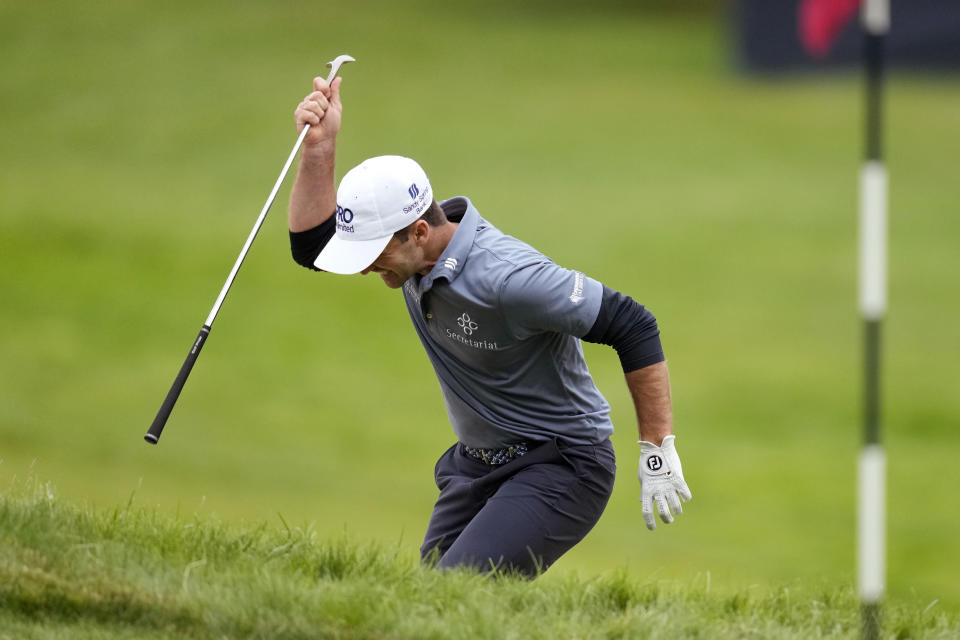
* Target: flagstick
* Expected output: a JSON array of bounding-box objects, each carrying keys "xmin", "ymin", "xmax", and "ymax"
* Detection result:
[{"xmin": 858, "ymin": 1, "xmax": 888, "ymax": 639}]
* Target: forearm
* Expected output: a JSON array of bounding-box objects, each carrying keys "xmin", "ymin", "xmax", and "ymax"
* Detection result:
[
  {"xmin": 288, "ymin": 142, "xmax": 337, "ymax": 232},
  {"xmin": 626, "ymin": 360, "xmax": 673, "ymax": 445}
]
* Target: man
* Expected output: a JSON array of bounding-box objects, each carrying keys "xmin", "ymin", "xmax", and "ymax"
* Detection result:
[{"xmin": 288, "ymin": 76, "xmax": 692, "ymax": 577}]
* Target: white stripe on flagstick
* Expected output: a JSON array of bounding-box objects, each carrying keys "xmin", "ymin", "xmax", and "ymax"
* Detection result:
[
  {"xmin": 863, "ymin": 0, "xmax": 890, "ymax": 35},
  {"xmin": 859, "ymin": 162, "xmax": 887, "ymax": 320},
  {"xmin": 858, "ymin": 445, "xmax": 886, "ymax": 602}
]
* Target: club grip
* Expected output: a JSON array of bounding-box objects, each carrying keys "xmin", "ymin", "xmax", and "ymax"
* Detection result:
[{"xmin": 144, "ymin": 325, "xmax": 211, "ymax": 445}]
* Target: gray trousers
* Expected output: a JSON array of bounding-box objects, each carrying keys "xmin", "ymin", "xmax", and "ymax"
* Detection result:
[{"xmin": 420, "ymin": 438, "xmax": 616, "ymax": 577}]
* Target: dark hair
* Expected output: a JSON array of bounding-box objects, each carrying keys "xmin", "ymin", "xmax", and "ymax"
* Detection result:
[{"xmin": 393, "ymin": 200, "xmax": 446, "ymax": 242}]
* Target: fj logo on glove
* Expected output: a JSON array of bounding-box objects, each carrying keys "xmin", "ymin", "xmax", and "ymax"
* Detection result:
[{"xmin": 646, "ymin": 455, "xmax": 663, "ymax": 471}]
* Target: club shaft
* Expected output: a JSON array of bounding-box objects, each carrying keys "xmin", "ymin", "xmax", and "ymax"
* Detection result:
[
  {"xmin": 206, "ymin": 60, "xmax": 342, "ymax": 326},
  {"xmin": 206, "ymin": 123, "xmax": 311, "ymax": 326}
]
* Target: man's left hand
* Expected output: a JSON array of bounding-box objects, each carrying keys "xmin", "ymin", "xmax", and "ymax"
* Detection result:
[{"xmin": 638, "ymin": 435, "xmax": 692, "ymax": 530}]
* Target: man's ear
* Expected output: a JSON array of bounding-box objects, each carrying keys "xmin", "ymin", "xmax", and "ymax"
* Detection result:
[{"xmin": 414, "ymin": 219, "xmax": 430, "ymax": 246}]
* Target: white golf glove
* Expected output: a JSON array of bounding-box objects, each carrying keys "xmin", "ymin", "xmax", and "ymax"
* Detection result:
[{"xmin": 638, "ymin": 435, "xmax": 692, "ymax": 530}]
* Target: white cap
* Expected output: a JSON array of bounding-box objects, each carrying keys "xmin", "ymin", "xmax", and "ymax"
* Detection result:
[{"xmin": 314, "ymin": 155, "xmax": 433, "ymax": 274}]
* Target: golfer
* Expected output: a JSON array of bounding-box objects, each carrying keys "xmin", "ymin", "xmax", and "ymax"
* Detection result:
[{"xmin": 288, "ymin": 76, "xmax": 692, "ymax": 576}]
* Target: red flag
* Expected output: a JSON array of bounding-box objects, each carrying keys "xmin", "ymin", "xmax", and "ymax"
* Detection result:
[{"xmin": 798, "ymin": 0, "xmax": 863, "ymax": 58}]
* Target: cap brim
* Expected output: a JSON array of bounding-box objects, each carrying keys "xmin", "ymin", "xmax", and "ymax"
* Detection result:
[{"xmin": 313, "ymin": 233, "xmax": 392, "ymax": 275}]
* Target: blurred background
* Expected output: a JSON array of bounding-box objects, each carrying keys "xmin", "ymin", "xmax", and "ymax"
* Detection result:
[{"xmin": 2, "ymin": 0, "xmax": 957, "ymax": 612}]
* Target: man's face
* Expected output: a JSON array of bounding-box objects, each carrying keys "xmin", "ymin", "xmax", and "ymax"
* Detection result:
[{"xmin": 361, "ymin": 235, "xmax": 423, "ymax": 289}]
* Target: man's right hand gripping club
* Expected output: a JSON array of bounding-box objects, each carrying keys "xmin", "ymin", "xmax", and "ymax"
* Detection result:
[
  {"xmin": 289, "ymin": 75, "xmax": 343, "ymax": 234},
  {"xmin": 295, "ymin": 75, "xmax": 343, "ymax": 147},
  {"xmin": 638, "ymin": 435, "xmax": 692, "ymax": 530}
]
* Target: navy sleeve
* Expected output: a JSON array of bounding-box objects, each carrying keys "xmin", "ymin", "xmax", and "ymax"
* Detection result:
[
  {"xmin": 289, "ymin": 216, "xmax": 336, "ymax": 271},
  {"xmin": 582, "ymin": 284, "xmax": 665, "ymax": 372}
]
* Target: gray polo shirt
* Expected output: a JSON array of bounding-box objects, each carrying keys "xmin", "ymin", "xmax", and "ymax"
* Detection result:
[{"xmin": 402, "ymin": 197, "xmax": 613, "ymax": 448}]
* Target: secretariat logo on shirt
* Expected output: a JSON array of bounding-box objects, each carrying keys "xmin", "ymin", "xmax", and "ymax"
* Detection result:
[
  {"xmin": 457, "ymin": 313, "xmax": 478, "ymax": 335},
  {"xmin": 445, "ymin": 311, "xmax": 498, "ymax": 351}
]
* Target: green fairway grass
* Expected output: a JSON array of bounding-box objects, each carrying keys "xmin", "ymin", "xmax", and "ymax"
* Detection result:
[{"xmin": 2, "ymin": 0, "xmax": 958, "ymax": 624}]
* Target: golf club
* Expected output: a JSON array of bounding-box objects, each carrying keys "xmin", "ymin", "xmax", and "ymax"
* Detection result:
[{"xmin": 144, "ymin": 54, "xmax": 355, "ymax": 445}]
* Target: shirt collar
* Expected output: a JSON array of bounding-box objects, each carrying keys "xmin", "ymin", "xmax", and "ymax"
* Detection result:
[{"xmin": 418, "ymin": 196, "xmax": 479, "ymax": 293}]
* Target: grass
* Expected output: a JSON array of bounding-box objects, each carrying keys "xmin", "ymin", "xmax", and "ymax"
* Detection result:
[
  {"xmin": 1, "ymin": 0, "xmax": 959, "ymax": 630},
  {"xmin": 2, "ymin": 481, "xmax": 958, "ymax": 639}
]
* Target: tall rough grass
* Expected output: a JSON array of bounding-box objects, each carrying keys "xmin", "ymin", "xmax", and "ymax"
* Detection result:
[{"xmin": 1, "ymin": 481, "xmax": 956, "ymax": 639}]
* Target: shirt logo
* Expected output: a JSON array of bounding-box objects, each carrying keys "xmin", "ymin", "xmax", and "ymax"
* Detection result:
[
  {"xmin": 457, "ymin": 312, "xmax": 478, "ymax": 336},
  {"xmin": 569, "ymin": 271, "xmax": 585, "ymax": 304},
  {"xmin": 403, "ymin": 280, "xmax": 421, "ymax": 303},
  {"xmin": 445, "ymin": 312, "xmax": 498, "ymax": 351},
  {"xmin": 408, "ymin": 183, "xmax": 419, "ymax": 199},
  {"xmin": 443, "ymin": 257, "xmax": 458, "ymax": 271}
]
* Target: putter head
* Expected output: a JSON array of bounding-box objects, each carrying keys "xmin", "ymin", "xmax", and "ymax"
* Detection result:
[{"xmin": 325, "ymin": 54, "xmax": 356, "ymax": 83}]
